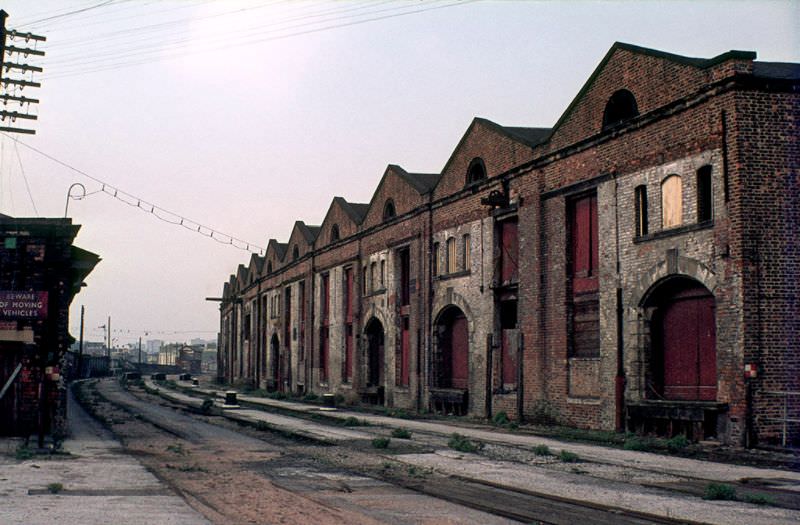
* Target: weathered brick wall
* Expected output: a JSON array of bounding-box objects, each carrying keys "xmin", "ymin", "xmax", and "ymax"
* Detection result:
[{"xmin": 734, "ymin": 89, "xmax": 800, "ymax": 446}]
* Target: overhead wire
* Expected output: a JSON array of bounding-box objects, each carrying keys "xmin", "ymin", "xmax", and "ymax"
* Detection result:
[
  {"xmin": 41, "ymin": 0, "xmax": 411, "ymax": 68},
  {"xmin": 4, "ymin": 133, "xmax": 267, "ymax": 255},
  {"xmin": 13, "ymin": 139, "xmax": 38, "ymax": 216},
  {"xmin": 43, "ymin": 0, "xmax": 476, "ymax": 80},
  {"xmin": 19, "ymin": 0, "xmax": 120, "ymax": 27}
]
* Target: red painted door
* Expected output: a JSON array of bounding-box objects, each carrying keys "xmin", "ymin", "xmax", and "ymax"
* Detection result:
[
  {"xmin": 450, "ymin": 315, "xmax": 469, "ymax": 390},
  {"xmin": 399, "ymin": 317, "xmax": 410, "ymax": 387},
  {"xmin": 662, "ymin": 291, "xmax": 716, "ymax": 400}
]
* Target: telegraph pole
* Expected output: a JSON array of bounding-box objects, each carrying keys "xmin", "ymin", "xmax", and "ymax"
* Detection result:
[{"xmin": 0, "ymin": 10, "xmax": 46, "ymax": 135}]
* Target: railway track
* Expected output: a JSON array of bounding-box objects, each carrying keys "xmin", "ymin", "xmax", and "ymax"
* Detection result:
[{"xmin": 75, "ymin": 378, "xmax": 756, "ymax": 525}]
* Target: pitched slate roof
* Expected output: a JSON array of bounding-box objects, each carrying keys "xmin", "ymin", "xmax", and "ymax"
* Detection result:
[
  {"xmin": 267, "ymin": 239, "xmax": 287, "ymax": 260},
  {"xmin": 388, "ymin": 164, "xmax": 442, "ymax": 195},
  {"xmin": 295, "ymin": 221, "xmax": 321, "ymax": 244},
  {"xmin": 334, "ymin": 197, "xmax": 370, "ymax": 225},
  {"xmin": 753, "ymin": 62, "xmax": 800, "ymax": 80},
  {"xmin": 474, "ymin": 117, "xmax": 552, "ymax": 148}
]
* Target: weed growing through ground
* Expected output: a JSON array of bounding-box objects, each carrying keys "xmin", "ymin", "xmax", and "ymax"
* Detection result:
[
  {"xmin": 703, "ymin": 483, "xmax": 737, "ymax": 501},
  {"xmin": 665, "ymin": 434, "xmax": 690, "ymax": 452},
  {"xmin": 372, "ymin": 437, "xmax": 390, "ymax": 449},
  {"xmin": 166, "ymin": 443, "xmax": 187, "ymax": 456},
  {"xmin": 623, "ymin": 436, "xmax": 654, "ymax": 451},
  {"xmin": 200, "ymin": 398, "xmax": 214, "ymax": 414},
  {"xmin": 391, "ymin": 428, "xmax": 412, "ymax": 439},
  {"xmin": 407, "ymin": 465, "xmax": 430, "ymax": 478},
  {"xmin": 448, "ymin": 433, "xmax": 482, "ymax": 453},
  {"xmin": 46, "ymin": 483, "xmax": 64, "ymax": 494},
  {"xmin": 15, "ymin": 446, "xmax": 33, "ymax": 460},
  {"xmin": 492, "ymin": 411, "xmax": 510, "ymax": 426},
  {"xmin": 741, "ymin": 493, "xmax": 776, "ymax": 506},
  {"xmin": 558, "ymin": 450, "xmax": 580, "ymax": 463},
  {"xmin": 533, "ymin": 444, "xmax": 551, "ymax": 456},
  {"xmin": 343, "ymin": 416, "xmax": 368, "ymax": 427},
  {"xmin": 256, "ymin": 421, "xmax": 270, "ymax": 431}
]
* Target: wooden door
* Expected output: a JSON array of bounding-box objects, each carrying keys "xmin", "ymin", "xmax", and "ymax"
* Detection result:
[
  {"xmin": 450, "ymin": 315, "xmax": 469, "ymax": 390},
  {"xmin": 662, "ymin": 291, "xmax": 716, "ymax": 401}
]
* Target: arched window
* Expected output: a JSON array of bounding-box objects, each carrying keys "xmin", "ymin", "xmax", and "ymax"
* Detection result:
[
  {"xmin": 466, "ymin": 157, "xmax": 486, "ymax": 185},
  {"xmin": 602, "ymin": 89, "xmax": 639, "ymax": 129},
  {"xmin": 661, "ymin": 175, "xmax": 682, "ymax": 229},
  {"xmin": 292, "ymin": 245, "xmax": 299, "ymax": 261},
  {"xmin": 383, "ymin": 199, "xmax": 396, "ymax": 221},
  {"xmin": 330, "ymin": 224, "xmax": 340, "ymax": 243}
]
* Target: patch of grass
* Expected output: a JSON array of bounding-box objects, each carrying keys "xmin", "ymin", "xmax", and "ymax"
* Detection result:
[
  {"xmin": 386, "ymin": 408, "xmax": 411, "ymax": 419},
  {"xmin": 448, "ymin": 433, "xmax": 482, "ymax": 453},
  {"xmin": 166, "ymin": 464, "xmax": 208, "ymax": 473},
  {"xmin": 200, "ymin": 398, "xmax": 214, "ymax": 414},
  {"xmin": 255, "ymin": 420, "xmax": 271, "ymax": 431},
  {"xmin": 703, "ymin": 482, "xmax": 737, "ymax": 501},
  {"xmin": 371, "ymin": 437, "xmax": 390, "ymax": 449},
  {"xmin": 407, "ymin": 465, "xmax": 430, "ymax": 478},
  {"xmin": 666, "ymin": 434, "xmax": 690, "ymax": 452},
  {"xmin": 558, "ymin": 450, "xmax": 580, "ymax": 463},
  {"xmin": 533, "ymin": 444, "xmax": 551, "ymax": 456},
  {"xmin": 15, "ymin": 446, "xmax": 34, "ymax": 461},
  {"xmin": 166, "ymin": 443, "xmax": 187, "ymax": 456},
  {"xmin": 271, "ymin": 391, "xmax": 288, "ymax": 400},
  {"xmin": 623, "ymin": 436, "xmax": 655, "ymax": 451},
  {"xmin": 342, "ymin": 416, "xmax": 368, "ymax": 427},
  {"xmin": 391, "ymin": 427, "xmax": 412, "ymax": 439},
  {"xmin": 46, "ymin": 483, "xmax": 64, "ymax": 494},
  {"xmin": 492, "ymin": 411, "xmax": 510, "ymax": 426},
  {"xmin": 741, "ymin": 493, "xmax": 776, "ymax": 506},
  {"xmin": 303, "ymin": 393, "xmax": 319, "ymax": 402}
]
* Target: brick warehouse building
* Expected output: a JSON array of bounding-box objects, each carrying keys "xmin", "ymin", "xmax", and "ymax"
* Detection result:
[
  {"xmin": 218, "ymin": 43, "xmax": 799, "ymax": 447},
  {"xmin": 0, "ymin": 215, "xmax": 99, "ymax": 444}
]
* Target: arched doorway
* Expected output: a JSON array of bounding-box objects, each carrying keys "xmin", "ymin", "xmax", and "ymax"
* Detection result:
[
  {"xmin": 270, "ymin": 334, "xmax": 281, "ymax": 392},
  {"xmin": 646, "ymin": 278, "xmax": 716, "ymax": 401},
  {"xmin": 364, "ymin": 318, "xmax": 385, "ymax": 404},
  {"xmin": 432, "ymin": 306, "xmax": 469, "ymax": 415}
]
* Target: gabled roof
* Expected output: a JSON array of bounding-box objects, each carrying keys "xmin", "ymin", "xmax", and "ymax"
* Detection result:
[
  {"xmin": 335, "ymin": 197, "xmax": 370, "ymax": 225},
  {"xmin": 235, "ymin": 264, "xmax": 247, "ymax": 286},
  {"xmin": 248, "ymin": 253, "xmax": 264, "ymax": 274},
  {"xmin": 266, "ymin": 239, "xmax": 287, "ymax": 261},
  {"xmin": 549, "ymin": 41, "xmax": 757, "ymax": 136},
  {"xmin": 294, "ymin": 221, "xmax": 321, "ymax": 245},
  {"xmin": 753, "ymin": 62, "xmax": 800, "ymax": 80},
  {"xmin": 474, "ymin": 117, "xmax": 552, "ymax": 148},
  {"xmin": 388, "ymin": 164, "xmax": 441, "ymax": 195}
]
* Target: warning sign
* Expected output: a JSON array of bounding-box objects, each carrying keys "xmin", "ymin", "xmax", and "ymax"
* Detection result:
[{"xmin": 0, "ymin": 291, "xmax": 48, "ymax": 320}]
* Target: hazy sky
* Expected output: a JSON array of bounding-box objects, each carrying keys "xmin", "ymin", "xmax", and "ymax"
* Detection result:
[{"xmin": 0, "ymin": 0, "xmax": 797, "ymax": 346}]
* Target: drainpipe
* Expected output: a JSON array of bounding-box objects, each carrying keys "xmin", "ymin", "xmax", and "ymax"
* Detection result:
[{"xmin": 426, "ymin": 191, "xmax": 435, "ymax": 410}]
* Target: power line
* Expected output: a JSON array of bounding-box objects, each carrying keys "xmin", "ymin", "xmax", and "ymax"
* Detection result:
[
  {"xmin": 5, "ymin": 133, "xmax": 267, "ymax": 254},
  {"xmin": 18, "ymin": 0, "xmax": 120, "ymax": 27},
  {"xmin": 41, "ymin": 0, "xmax": 422, "ymax": 70},
  {"xmin": 43, "ymin": 0, "xmax": 476, "ymax": 80},
  {"xmin": 13, "ymin": 139, "xmax": 38, "ymax": 216}
]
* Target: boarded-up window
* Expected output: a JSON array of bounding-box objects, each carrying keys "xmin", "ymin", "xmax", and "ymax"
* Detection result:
[
  {"xmin": 635, "ymin": 185, "xmax": 648, "ymax": 236},
  {"xmin": 370, "ymin": 262, "xmax": 377, "ymax": 292},
  {"xmin": 697, "ymin": 166, "xmax": 712, "ymax": 223},
  {"xmin": 397, "ymin": 317, "xmax": 410, "ymax": 387},
  {"xmin": 462, "ymin": 234, "xmax": 471, "ymax": 272},
  {"xmin": 569, "ymin": 193, "xmax": 599, "ymax": 357},
  {"xmin": 398, "ymin": 248, "xmax": 410, "ymax": 306},
  {"xmin": 343, "ymin": 267, "xmax": 354, "ymax": 382},
  {"xmin": 569, "ymin": 193, "xmax": 598, "ymax": 293},
  {"xmin": 498, "ymin": 218, "xmax": 518, "ymax": 284},
  {"xmin": 446, "ymin": 237, "xmax": 457, "ymax": 274},
  {"xmin": 661, "ymin": 175, "xmax": 682, "ymax": 229},
  {"xmin": 380, "ymin": 260, "xmax": 385, "ymax": 288},
  {"xmin": 320, "ymin": 273, "xmax": 330, "ymax": 382}
]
